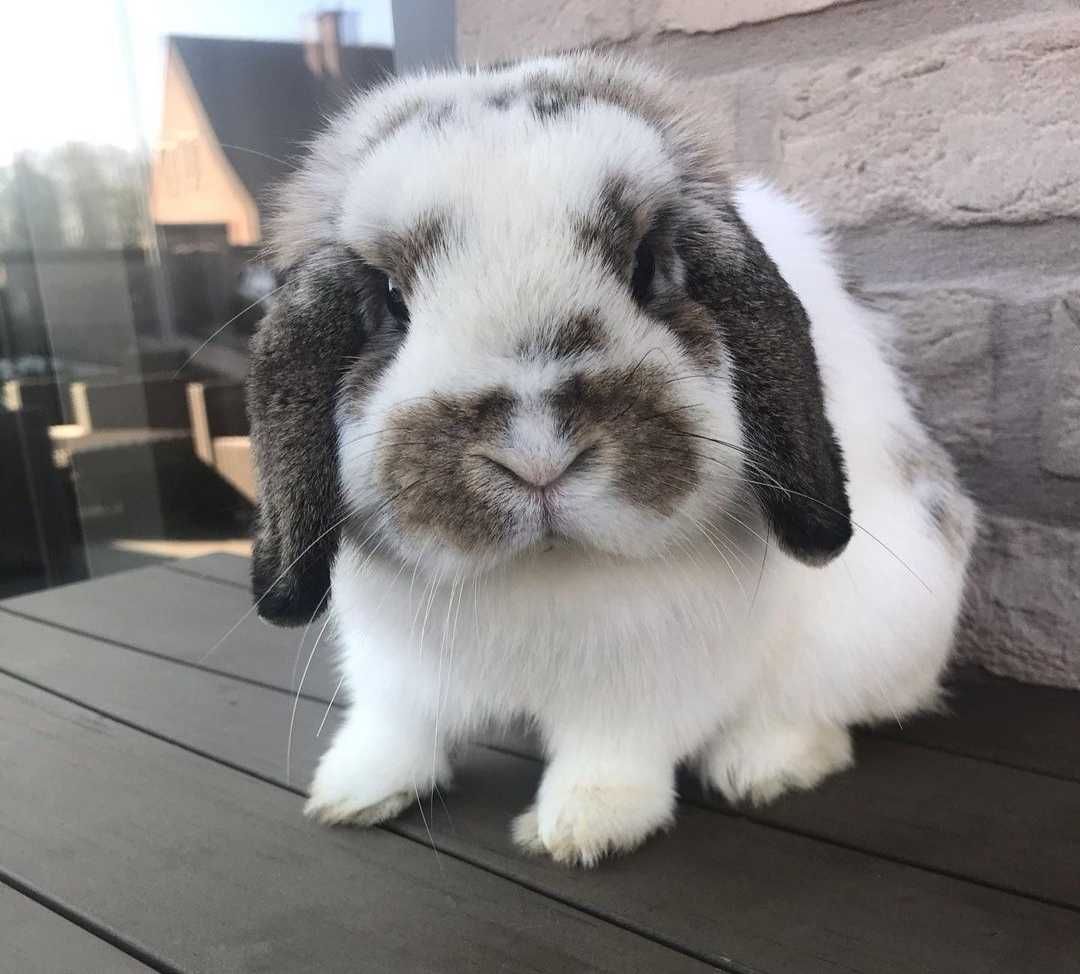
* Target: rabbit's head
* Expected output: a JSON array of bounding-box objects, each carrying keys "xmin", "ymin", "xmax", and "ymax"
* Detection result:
[{"xmin": 248, "ymin": 53, "xmax": 851, "ymax": 625}]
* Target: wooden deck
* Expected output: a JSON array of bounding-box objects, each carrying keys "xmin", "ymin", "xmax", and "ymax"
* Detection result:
[{"xmin": 2, "ymin": 553, "xmax": 1078, "ymax": 973}]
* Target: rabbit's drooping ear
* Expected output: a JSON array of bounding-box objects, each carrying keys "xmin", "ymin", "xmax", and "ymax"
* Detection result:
[
  {"xmin": 684, "ymin": 204, "xmax": 853, "ymax": 565},
  {"xmin": 247, "ymin": 257, "xmax": 364, "ymax": 625}
]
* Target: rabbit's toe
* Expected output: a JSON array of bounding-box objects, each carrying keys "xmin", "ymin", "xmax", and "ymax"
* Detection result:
[
  {"xmin": 516, "ymin": 779, "xmax": 674, "ymax": 868},
  {"xmin": 305, "ymin": 788, "xmax": 413, "ymax": 827},
  {"xmin": 703, "ymin": 722, "xmax": 853, "ymax": 806}
]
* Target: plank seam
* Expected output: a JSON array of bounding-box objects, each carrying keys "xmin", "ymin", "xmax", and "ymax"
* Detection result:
[
  {"xmin": 0, "ymin": 605, "xmax": 329, "ymax": 707},
  {"xmin": 870, "ymin": 731, "xmax": 1080, "ymax": 785},
  {"xmin": 162, "ymin": 562, "xmax": 249, "ymax": 591},
  {"xmin": 0, "ymin": 868, "xmax": 186, "ymax": 974}
]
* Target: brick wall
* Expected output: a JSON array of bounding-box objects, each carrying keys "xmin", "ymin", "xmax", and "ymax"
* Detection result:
[{"xmin": 457, "ymin": 0, "xmax": 1080, "ymax": 688}]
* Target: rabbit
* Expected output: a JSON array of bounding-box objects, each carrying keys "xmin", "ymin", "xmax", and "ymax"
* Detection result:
[{"xmin": 247, "ymin": 51, "xmax": 977, "ymax": 867}]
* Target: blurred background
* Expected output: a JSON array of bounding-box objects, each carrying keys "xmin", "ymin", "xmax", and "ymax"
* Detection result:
[
  {"xmin": 1, "ymin": 0, "xmax": 1076, "ymax": 689},
  {"xmin": 0, "ymin": 1, "xmax": 453, "ymax": 597}
]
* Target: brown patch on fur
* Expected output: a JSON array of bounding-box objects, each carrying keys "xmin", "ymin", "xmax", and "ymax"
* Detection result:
[
  {"xmin": 926, "ymin": 492, "xmax": 971, "ymax": 559},
  {"xmin": 357, "ymin": 100, "xmax": 456, "ymax": 162},
  {"xmin": 486, "ymin": 87, "xmax": 516, "ymax": 110},
  {"xmin": 654, "ymin": 298, "xmax": 722, "ymax": 371},
  {"xmin": 531, "ymin": 83, "xmax": 586, "ymax": 120},
  {"xmin": 550, "ymin": 365, "xmax": 698, "ymax": 513},
  {"xmin": 368, "ymin": 212, "xmax": 450, "ymax": 293},
  {"xmin": 374, "ymin": 363, "xmax": 698, "ymax": 554},
  {"xmin": 574, "ymin": 175, "xmax": 650, "ymax": 280},
  {"xmin": 424, "ymin": 102, "xmax": 456, "ymax": 129},
  {"xmin": 479, "ymin": 61, "xmax": 681, "ymax": 137},
  {"xmin": 893, "ymin": 432, "xmax": 974, "ymax": 559},
  {"xmin": 518, "ymin": 313, "xmax": 606, "ymax": 360},
  {"xmin": 893, "ymin": 432, "xmax": 954, "ymax": 489},
  {"xmin": 378, "ymin": 390, "xmax": 518, "ymax": 550},
  {"xmin": 519, "ymin": 68, "xmax": 672, "ymax": 133},
  {"xmin": 367, "ymin": 99, "xmax": 427, "ymax": 150}
]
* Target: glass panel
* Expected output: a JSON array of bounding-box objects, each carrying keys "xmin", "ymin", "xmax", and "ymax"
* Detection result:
[{"xmin": 0, "ymin": 1, "xmax": 451, "ymax": 598}]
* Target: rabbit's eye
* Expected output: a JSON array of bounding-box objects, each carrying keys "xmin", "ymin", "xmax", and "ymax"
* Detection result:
[
  {"xmin": 630, "ymin": 235, "xmax": 656, "ymax": 306},
  {"xmin": 385, "ymin": 276, "xmax": 410, "ymax": 325}
]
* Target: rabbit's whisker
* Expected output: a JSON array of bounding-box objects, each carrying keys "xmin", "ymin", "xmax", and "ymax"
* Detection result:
[{"xmin": 174, "ymin": 281, "xmax": 288, "ymax": 378}]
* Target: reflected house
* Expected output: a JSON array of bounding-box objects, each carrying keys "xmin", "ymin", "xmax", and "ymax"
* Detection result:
[
  {"xmin": 0, "ymin": 15, "xmax": 393, "ymax": 597},
  {"xmin": 136, "ymin": 14, "xmax": 396, "ymax": 506},
  {"xmin": 152, "ymin": 13, "xmax": 393, "ymax": 248},
  {"xmin": 150, "ymin": 14, "xmax": 393, "ymax": 351}
]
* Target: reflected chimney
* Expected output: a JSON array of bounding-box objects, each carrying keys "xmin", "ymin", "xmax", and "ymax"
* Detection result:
[{"xmin": 304, "ymin": 9, "xmax": 345, "ymax": 78}]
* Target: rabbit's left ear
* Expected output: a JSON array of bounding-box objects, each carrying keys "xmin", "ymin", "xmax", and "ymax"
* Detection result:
[
  {"xmin": 682, "ymin": 199, "xmax": 853, "ymax": 565},
  {"xmin": 247, "ymin": 258, "xmax": 364, "ymax": 626}
]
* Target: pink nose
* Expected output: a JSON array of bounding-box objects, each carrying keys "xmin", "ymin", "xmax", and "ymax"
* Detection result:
[{"xmin": 482, "ymin": 447, "xmax": 589, "ymax": 489}]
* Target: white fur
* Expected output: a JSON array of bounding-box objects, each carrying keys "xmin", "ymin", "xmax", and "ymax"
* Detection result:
[{"xmin": 301, "ymin": 58, "xmax": 976, "ymax": 867}]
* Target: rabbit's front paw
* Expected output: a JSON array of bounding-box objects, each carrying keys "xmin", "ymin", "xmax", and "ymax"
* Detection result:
[
  {"xmin": 303, "ymin": 714, "xmax": 450, "ymax": 827},
  {"xmin": 513, "ymin": 775, "xmax": 675, "ymax": 868},
  {"xmin": 304, "ymin": 786, "xmax": 413, "ymax": 827},
  {"xmin": 703, "ymin": 721, "xmax": 853, "ymax": 806}
]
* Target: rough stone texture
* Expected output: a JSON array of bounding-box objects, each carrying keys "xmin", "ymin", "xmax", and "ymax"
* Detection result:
[
  {"xmin": 866, "ymin": 289, "xmax": 995, "ymax": 462},
  {"xmin": 1040, "ymin": 295, "xmax": 1080, "ymax": 479},
  {"xmin": 775, "ymin": 16, "xmax": 1080, "ymax": 227},
  {"xmin": 457, "ymin": 0, "xmax": 643, "ymax": 62},
  {"xmin": 655, "ymin": 0, "xmax": 852, "ymax": 34},
  {"xmin": 679, "ymin": 74, "xmax": 739, "ymax": 156},
  {"xmin": 958, "ymin": 515, "xmax": 1080, "ymax": 691},
  {"xmin": 634, "ymin": 0, "xmax": 1077, "ymax": 80},
  {"xmin": 977, "ymin": 292, "xmax": 1080, "ymax": 532},
  {"xmin": 457, "ymin": 1, "xmax": 1080, "ymax": 686},
  {"xmin": 457, "ymin": 0, "xmax": 856, "ymax": 60},
  {"xmin": 837, "ymin": 220, "xmax": 1080, "ymax": 291}
]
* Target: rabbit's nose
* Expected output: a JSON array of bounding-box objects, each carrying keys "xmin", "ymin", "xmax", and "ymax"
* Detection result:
[{"xmin": 480, "ymin": 445, "xmax": 594, "ymax": 490}]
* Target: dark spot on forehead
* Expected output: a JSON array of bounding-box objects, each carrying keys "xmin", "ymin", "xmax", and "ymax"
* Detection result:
[
  {"xmin": 481, "ymin": 64, "xmax": 673, "ymax": 133},
  {"xmin": 574, "ymin": 175, "xmax": 647, "ymax": 280},
  {"xmin": 363, "ymin": 98, "xmax": 426, "ymax": 154},
  {"xmin": 486, "ymin": 87, "xmax": 516, "ymax": 110},
  {"xmin": 360, "ymin": 98, "xmax": 458, "ymax": 160},
  {"xmin": 532, "ymin": 86, "xmax": 585, "ymax": 120},
  {"xmin": 522, "ymin": 69, "xmax": 669, "ymax": 131},
  {"xmin": 518, "ymin": 313, "xmax": 605, "ymax": 360},
  {"xmin": 424, "ymin": 102, "xmax": 456, "ymax": 129}
]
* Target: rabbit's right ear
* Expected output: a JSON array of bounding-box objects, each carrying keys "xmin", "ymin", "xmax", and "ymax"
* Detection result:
[{"xmin": 247, "ymin": 255, "xmax": 365, "ymax": 626}]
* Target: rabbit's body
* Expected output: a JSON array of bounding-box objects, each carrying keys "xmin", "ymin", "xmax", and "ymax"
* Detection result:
[{"xmin": 249, "ymin": 53, "xmax": 975, "ymax": 865}]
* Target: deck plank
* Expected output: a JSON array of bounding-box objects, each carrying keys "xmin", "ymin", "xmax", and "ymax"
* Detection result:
[
  {"xmin": 882, "ymin": 669, "xmax": 1080, "ymax": 782},
  {"xmin": 0, "ymin": 676, "xmax": 713, "ymax": 974},
  {"xmin": 0, "ymin": 611, "xmax": 331, "ymax": 786},
  {"xmin": 164, "ymin": 552, "xmax": 250, "ymax": 589},
  {"xmin": 2, "ymin": 564, "xmax": 337, "ymax": 699},
  {"xmin": 685, "ymin": 736, "xmax": 1080, "ymax": 908},
  {"xmin": 3, "ymin": 607, "xmax": 1079, "ymax": 973},
  {"xmin": 0, "ymin": 884, "xmax": 156, "ymax": 974}
]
